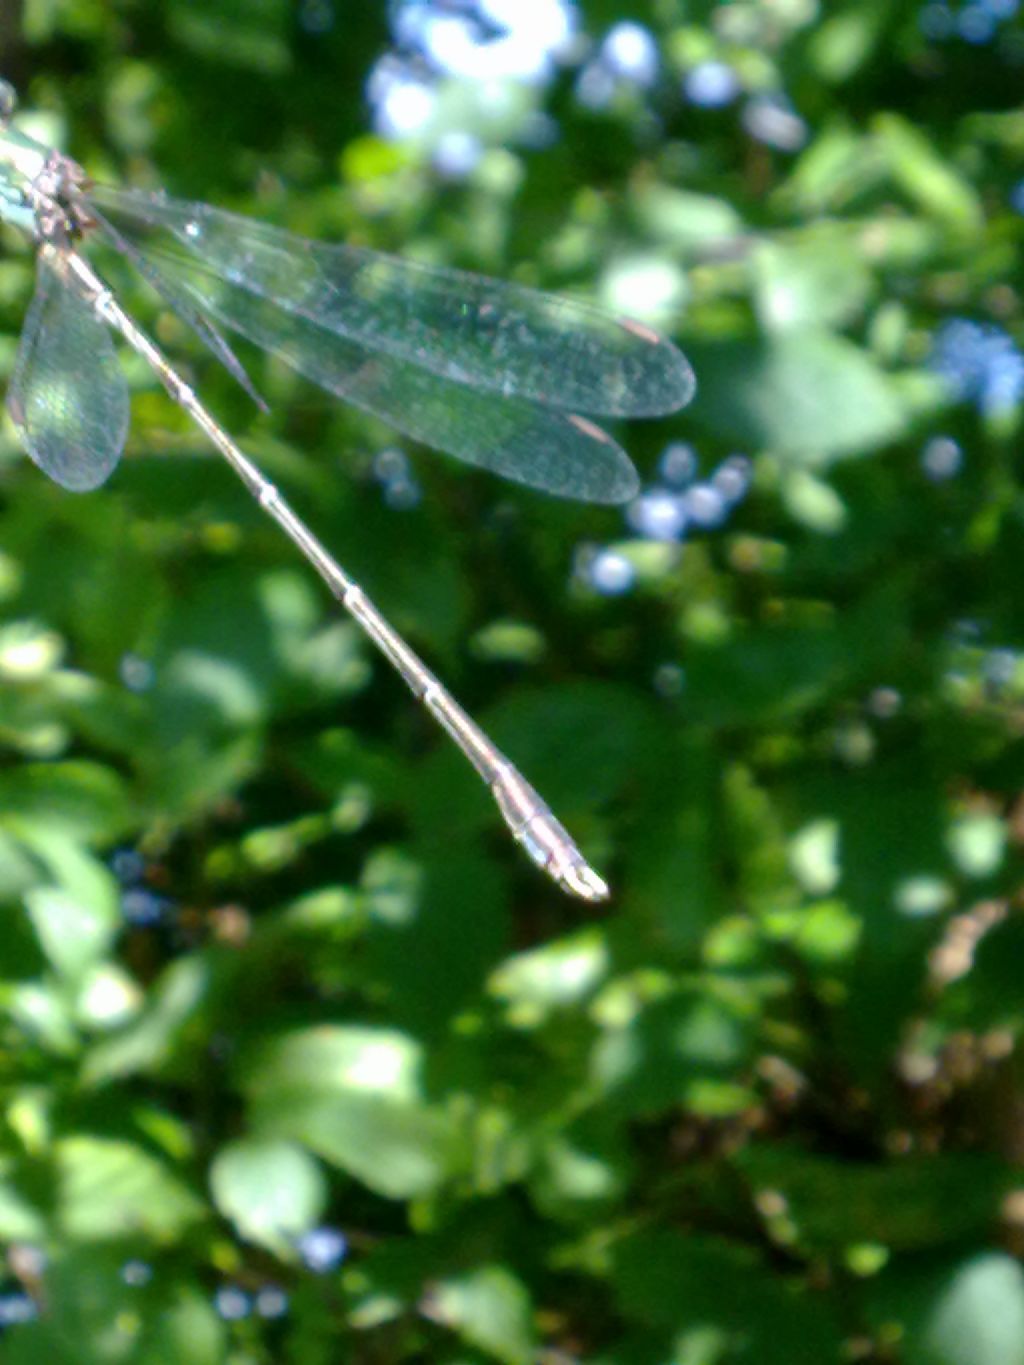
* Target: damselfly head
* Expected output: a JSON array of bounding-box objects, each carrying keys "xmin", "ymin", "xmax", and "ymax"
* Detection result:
[{"xmin": 31, "ymin": 152, "xmax": 94, "ymax": 247}]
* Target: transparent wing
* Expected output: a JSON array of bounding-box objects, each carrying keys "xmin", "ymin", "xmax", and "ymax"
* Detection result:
[
  {"xmin": 7, "ymin": 249, "xmax": 129, "ymax": 492},
  {"xmin": 87, "ymin": 185, "xmax": 695, "ymax": 419},
  {"xmin": 89, "ymin": 203, "xmax": 267, "ymax": 412},
  {"xmin": 136, "ymin": 246, "xmax": 640, "ymax": 501}
]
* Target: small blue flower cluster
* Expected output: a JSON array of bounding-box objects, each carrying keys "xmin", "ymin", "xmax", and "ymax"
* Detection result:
[
  {"xmin": 373, "ymin": 448, "xmax": 422, "ymax": 511},
  {"xmin": 111, "ymin": 848, "xmax": 173, "ymax": 928},
  {"xmin": 209, "ymin": 1225, "xmax": 347, "ymax": 1325},
  {"xmin": 214, "ymin": 1283, "xmax": 290, "ymax": 1321},
  {"xmin": 578, "ymin": 30, "xmax": 808, "ymax": 151},
  {"xmin": 930, "ymin": 319, "xmax": 1024, "ymax": 416},
  {"xmin": 681, "ymin": 58, "xmax": 807, "ymax": 150},
  {"xmin": 920, "ymin": 0, "xmax": 1019, "ymax": 43},
  {"xmin": 369, "ymin": 7, "xmax": 808, "ymax": 165},
  {"xmin": 369, "ymin": 0, "xmax": 577, "ymax": 170},
  {"xmin": 583, "ymin": 443, "xmax": 751, "ymax": 596},
  {"xmin": 576, "ymin": 21, "xmax": 660, "ymax": 106},
  {"xmin": 0, "ymin": 1292, "xmax": 37, "ymax": 1329}
]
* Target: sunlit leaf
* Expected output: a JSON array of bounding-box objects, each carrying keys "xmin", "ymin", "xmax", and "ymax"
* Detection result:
[
  {"xmin": 687, "ymin": 331, "xmax": 906, "ymax": 462},
  {"xmin": 210, "ymin": 1137, "xmax": 326, "ymax": 1252},
  {"xmin": 240, "ymin": 1028, "xmax": 461, "ymax": 1198},
  {"xmin": 56, "ymin": 1137, "xmax": 205, "ymax": 1241},
  {"xmin": 431, "ymin": 1265, "xmax": 536, "ymax": 1365}
]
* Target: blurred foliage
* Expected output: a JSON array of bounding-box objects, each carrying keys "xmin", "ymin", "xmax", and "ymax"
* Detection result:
[{"xmin": 0, "ymin": 0, "xmax": 1024, "ymax": 1361}]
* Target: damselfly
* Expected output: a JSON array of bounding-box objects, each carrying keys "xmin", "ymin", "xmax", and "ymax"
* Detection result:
[{"xmin": 0, "ymin": 82, "xmax": 694, "ymax": 900}]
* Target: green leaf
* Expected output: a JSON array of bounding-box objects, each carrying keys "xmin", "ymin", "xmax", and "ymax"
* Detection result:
[
  {"xmin": 142, "ymin": 1287, "xmax": 227, "ymax": 1365},
  {"xmin": 253, "ymin": 1091, "xmax": 457, "ymax": 1201},
  {"xmin": 479, "ymin": 682, "xmax": 663, "ymax": 810},
  {"xmin": 754, "ymin": 234, "xmax": 873, "ymax": 332},
  {"xmin": 601, "ymin": 254, "xmax": 688, "ymax": 327},
  {"xmin": 683, "ymin": 623, "xmax": 844, "ymax": 726},
  {"xmin": 23, "ymin": 886, "xmax": 117, "ymax": 981},
  {"xmin": 631, "ymin": 185, "xmax": 745, "ymax": 251},
  {"xmin": 912, "ymin": 1254, "xmax": 1024, "ymax": 1365},
  {"xmin": 242, "ymin": 1026, "xmax": 422, "ymax": 1097},
  {"xmin": 808, "ymin": 1, "xmax": 889, "ymax": 82},
  {"xmin": 241, "ymin": 1028, "xmax": 460, "ymax": 1198},
  {"xmin": 2, "ymin": 1249, "xmax": 140, "ymax": 1365},
  {"xmin": 21, "ymin": 831, "xmax": 120, "ymax": 981},
  {"xmin": 874, "ymin": 114, "xmax": 984, "ymax": 232},
  {"xmin": 432, "ymin": 1265, "xmax": 536, "ymax": 1365},
  {"xmin": 780, "ymin": 467, "xmax": 849, "ymax": 532},
  {"xmin": 0, "ymin": 828, "xmax": 42, "ymax": 900},
  {"xmin": 56, "ymin": 1136, "xmax": 204, "ymax": 1241},
  {"xmin": 167, "ymin": 0, "xmax": 290, "ymax": 75},
  {"xmin": 612, "ymin": 1231, "xmax": 843, "ymax": 1363},
  {"xmin": 779, "ymin": 123, "xmax": 878, "ymax": 214},
  {"xmin": 489, "ymin": 928, "xmax": 610, "ymax": 1019},
  {"xmin": 210, "ymin": 1137, "xmax": 325, "ymax": 1253},
  {"xmin": 362, "ymin": 844, "xmax": 508, "ymax": 1034},
  {"xmin": 736, "ymin": 1149, "xmax": 1011, "ymax": 1252},
  {"xmin": 529, "ymin": 1125, "xmax": 631, "ymax": 1222},
  {"xmin": 687, "ymin": 331, "xmax": 906, "ymax": 463},
  {"xmin": 0, "ymin": 761, "xmax": 131, "ymax": 845},
  {"xmin": 591, "ymin": 989, "xmax": 753, "ymax": 1117},
  {"xmin": 81, "ymin": 958, "xmax": 211, "ymax": 1085},
  {"xmin": 7, "ymin": 982, "xmax": 80, "ymax": 1055},
  {"xmin": 3, "ymin": 1253, "xmax": 225, "ymax": 1365},
  {"xmin": 0, "ymin": 1158, "xmax": 47, "ymax": 1241}
]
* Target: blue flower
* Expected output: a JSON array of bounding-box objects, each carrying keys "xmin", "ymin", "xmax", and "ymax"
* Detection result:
[
  {"xmin": 920, "ymin": 435, "xmax": 963, "ymax": 481},
  {"xmin": 121, "ymin": 1259, "xmax": 153, "ymax": 1286},
  {"xmin": 119, "ymin": 653, "xmax": 155, "ymax": 692},
  {"xmin": 601, "ymin": 22, "xmax": 659, "ymax": 87},
  {"xmin": 711, "ymin": 455, "xmax": 752, "ymax": 505},
  {"xmin": 433, "ymin": 130, "xmax": 484, "ymax": 178},
  {"xmin": 121, "ymin": 888, "xmax": 170, "ymax": 928},
  {"xmin": 111, "ymin": 849, "xmax": 146, "ymax": 885},
  {"xmin": 684, "ymin": 483, "xmax": 727, "ymax": 528},
  {"xmin": 255, "ymin": 1285, "xmax": 290, "ymax": 1319},
  {"xmin": 0, "ymin": 1293, "xmax": 37, "ymax": 1327},
  {"xmin": 214, "ymin": 1286, "xmax": 251, "ymax": 1320},
  {"xmin": 742, "ymin": 94, "xmax": 807, "ymax": 151},
  {"xmin": 627, "ymin": 489, "xmax": 688, "ymax": 541},
  {"xmin": 684, "ymin": 61, "xmax": 740, "ymax": 109},
  {"xmin": 297, "ymin": 1225, "xmax": 349, "ymax": 1274},
  {"xmin": 931, "ymin": 319, "xmax": 1024, "ymax": 415},
  {"xmin": 657, "ymin": 441, "xmax": 699, "ymax": 487},
  {"xmin": 959, "ymin": 4, "xmax": 997, "ymax": 41},
  {"xmin": 587, "ymin": 549, "xmax": 636, "ymax": 596},
  {"xmin": 374, "ymin": 448, "xmax": 422, "ymax": 509}
]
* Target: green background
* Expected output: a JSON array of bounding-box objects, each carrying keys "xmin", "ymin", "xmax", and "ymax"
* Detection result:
[{"xmin": 1, "ymin": 0, "xmax": 1024, "ymax": 1361}]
